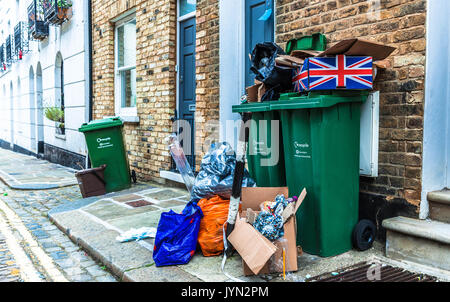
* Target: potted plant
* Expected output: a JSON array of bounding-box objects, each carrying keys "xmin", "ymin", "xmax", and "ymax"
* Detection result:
[
  {"xmin": 44, "ymin": 106, "xmax": 65, "ymax": 135},
  {"xmin": 56, "ymin": 0, "xmax": 72, "ymax": 21}
]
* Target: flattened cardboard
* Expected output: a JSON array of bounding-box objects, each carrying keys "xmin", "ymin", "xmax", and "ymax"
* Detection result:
[
  {"xmin": 242, "ymin": 217, "xmax": 298, "ymax": 276},
  {"xmin": 228, "ymin": 215, "xmax": 277, "ymax": 275},
  {"xmin": 246, "ymin": 208, "xmax": 258, "ymax": 224},
  {"xmin": 281, "ymin": 188, "xmax": 307, "ymax": 223},
  {"xmin": 275, "ymin": 55, "xmax": 304, "ymax": 68},
  {"xmin": 291, "ymin": 49, "xmax": 321, "ymax": 59},
  {"xmin": 318, "ymin": 38, "xmax": 396, "ymax": 61},
  {"xmin": 246, "ymin": 82, "xmax": 266, "ymax": 103}
]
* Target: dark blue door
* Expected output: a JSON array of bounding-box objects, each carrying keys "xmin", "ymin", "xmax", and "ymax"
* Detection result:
[
  {"xmin": 179, "ymin": 17, "xmax": 196, "ymax": 168},
  {"xmin": 245, "ymin": 0, "xmax": 274, "ymax": 88}
]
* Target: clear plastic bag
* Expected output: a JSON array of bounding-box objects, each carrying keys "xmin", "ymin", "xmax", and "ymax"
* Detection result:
[{"xmin": 166, "ymin": 134, "xmax": 195, "ymax": 195}]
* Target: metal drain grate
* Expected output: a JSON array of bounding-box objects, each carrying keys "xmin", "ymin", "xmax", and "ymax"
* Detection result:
[
  {"xmin": 126, "ymin": 200, "xmax": 153, "ymax": 208},
  {"xmin": 307, "ymin": 262, "xmax": 437, "ymax": 282}
]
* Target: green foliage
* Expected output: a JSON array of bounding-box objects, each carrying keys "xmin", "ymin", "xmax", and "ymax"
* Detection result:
[
  {"xmin": 57, "ymin": 0, "xmax": 72, "ymax": 9},
  {"xmin": 44, "ymin": 106, "xmax": 65, "ymax": 128}
]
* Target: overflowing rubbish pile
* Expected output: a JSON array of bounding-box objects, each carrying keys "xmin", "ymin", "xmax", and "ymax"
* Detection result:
[{"xmin": 151, "ymin": 33, "xmax": 396, "ymax": 280}]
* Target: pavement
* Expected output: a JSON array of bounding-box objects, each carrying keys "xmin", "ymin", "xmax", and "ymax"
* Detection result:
[
  {"xmin": 48, "ymin": 184, "xmax": 386, "ymax": 282},
  {"xmin": 0, "ymin": 148, "xmax": 78, "ymax": 189}
]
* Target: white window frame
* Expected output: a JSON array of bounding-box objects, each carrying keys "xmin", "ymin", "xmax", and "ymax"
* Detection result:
[{"xmin": 114, "ymin": 13, "xmax": 137, "ymax": 119}]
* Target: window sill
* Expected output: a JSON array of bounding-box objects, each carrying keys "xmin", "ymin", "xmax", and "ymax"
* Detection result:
[
  {"xmin": 160, "ymin": 170, "xmax": 184, "ymax": 184},
  {"xmin": 119, "ymin": 115, "xmax": 140, "ymax": 123},
  {"xmin": 104, "ymin": 115, "xmax": 139, "ymax": 123},
  {"xmin": 55, "ymin": 134, "xmax": 66, "ymax": 140}
]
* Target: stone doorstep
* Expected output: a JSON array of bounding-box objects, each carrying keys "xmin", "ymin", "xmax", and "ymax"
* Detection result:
[
  {"xmin": 383, "ymin": 216, "xmax": 450, "ymax": 272},
  {"xmin": 428, "ymin": 190, "xmax": 450, "ymax": 223},
  {"xmin": 382, "ymin": 216, "xmax": 450, "ymax": 245},
  {"xmin": 427, "ymin": 190, "xmax": 450, "ymax": 205}
]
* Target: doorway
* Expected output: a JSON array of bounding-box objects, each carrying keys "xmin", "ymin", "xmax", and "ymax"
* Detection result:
[
  {"xmin": 29, "ymin": 67, "xmax": 36, "ymax": 152},
  {"xmin": 420, "ymin": 0, "xmax": 450, "ymax": 218},
  {"xmin": 245, "ymin": 0, "xmax": 274, "ymax": 88},
  {"xmin": 36, "ymin": 63, "xmax": 44, "ymax": 154},
  {"xmin": 9, "ymin": 81, "xmax": 14, "ymax": 149},
  {"xmin": 177, "ymin": 0, "xmax": 196, "ymax": 169}
]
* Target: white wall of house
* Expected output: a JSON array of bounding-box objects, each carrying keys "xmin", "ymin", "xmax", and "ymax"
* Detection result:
[
  {"xmin": 421, "ymin": 0, "xmax": 450, "ymax": 219},
  {"xmin": 219, "ymin": 0, "xmax": 245, "ymax": 150},
  {"xmin": 0, "ymin": 0, "xmax": 89, "ymax": 163}
]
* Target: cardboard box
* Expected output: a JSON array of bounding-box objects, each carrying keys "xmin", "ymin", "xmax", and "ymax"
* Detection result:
[
  {"xmin": 293, "ymin": 55, "xmax": 374, "ymax": 92},
  {"xmin": 317, "ymin": 38, "xmax": 396, "ymax": 61},
  {"xmin": 275, "ymin": 55, "xmax": 304, "ymax": 68},
  {"xmin": 228, "ymin": 187, "xmax": 307, "ymax": 276},
  {"xmin": 246, "ymin": 81, "xmax": 266, "ymax": 103},
  {"xmin": 291, "ymin": 38, "xmax": 396, "ymax": 92}
]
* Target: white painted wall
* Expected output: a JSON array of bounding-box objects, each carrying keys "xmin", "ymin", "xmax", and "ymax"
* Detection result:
[
  {"xmin": 421, "ymin": 0, "xmax": 450, "ymax": 219},
  {"xmin": 0, "ymin": 0, "xmax": 89, "ymax": 159},
  {"xmin": 219, "ymin": 0, "xmax": 245, "ymax": 150}
]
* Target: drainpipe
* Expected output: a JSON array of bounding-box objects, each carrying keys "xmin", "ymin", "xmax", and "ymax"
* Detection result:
[
  {"xmin": 85, "ymin": 0, "xmax": 93, "ymax": 169},
  {"xmin": 88, "ymin": 0, "xmax": 93, "ymax": 123}
]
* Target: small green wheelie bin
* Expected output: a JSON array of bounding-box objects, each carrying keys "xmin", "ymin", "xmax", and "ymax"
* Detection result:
[
  {"xmin": 271, "ymin": 91, "xmax": 368, "ymax": 257},
  {"xmin": 79, "ymin": 117, "xmax": 131, "ymax": 193},
  {"xmin": 232, "ymin": 101, "xmax": 286, "ymax": 187}
]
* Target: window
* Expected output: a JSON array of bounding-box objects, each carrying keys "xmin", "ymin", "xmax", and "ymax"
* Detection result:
[
  {"xmin": 179, "ymin": 0, "xmax": 196, "ymax": 17},
  {"xmin": 115, "ymin": 14, "xmax": 137, "ymax": 118}
]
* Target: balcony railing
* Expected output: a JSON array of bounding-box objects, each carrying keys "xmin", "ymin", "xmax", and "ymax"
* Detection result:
[
  {"xmin": 5, "ymin": 35, "xmax": 13, "ymax": 64},
  {"xmin": 0, "ymin": 44, "xmax": 5, "ymax": 70},
  {"xmin": 28, "ymin": 0, "xmax": 49, "ymax": 40},
  {"xmin": 14, "ymin": 22, "xmax": 30, "ymax": 60},
  {"xmin": 43, "ymin": 0, "xmax": 73, "ymax": 25}
]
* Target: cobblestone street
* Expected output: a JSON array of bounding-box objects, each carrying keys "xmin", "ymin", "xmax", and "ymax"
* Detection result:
[{"xmin": 0, "ymin": 150, "xmax": 118, "ymax": 282}]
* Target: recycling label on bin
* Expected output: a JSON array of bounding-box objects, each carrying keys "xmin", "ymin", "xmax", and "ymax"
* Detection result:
[
  {"xmin": 96, "ymin": 137, "xmax": 114, "ymax": 149},
  {"xmin": 293, "ymin": 141, "xmax": 311, "ymax": 159},
  {"xmin": 251, "ymin": 139, "xmax": 270, "ymax": 156}
]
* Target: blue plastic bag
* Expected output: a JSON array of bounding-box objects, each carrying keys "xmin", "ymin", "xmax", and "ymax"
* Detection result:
[{"xmin": 153, "ymin": 202, "xmax": 203, "ymax": 267}]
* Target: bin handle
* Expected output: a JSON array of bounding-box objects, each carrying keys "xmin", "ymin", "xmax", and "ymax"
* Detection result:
[
  {"xmin": 92, "ymin": 170, "xmax": 106, "ymax": 185},
  {"xmin": 91, "ymin": 165, "xmax": 107, "ymax": 185}
]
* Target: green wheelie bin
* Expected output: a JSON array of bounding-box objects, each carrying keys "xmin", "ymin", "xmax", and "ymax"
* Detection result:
[
  {"xmin": 271, "ymin": 91, "xmax": 368, "ymax": 257},
  {"xmin": 232, "ymin": 102, "xmax": 286, "ymax": 187},
  {"xmin": 79, "ymin": 117, "xmax": 131, "ymax": 193}
]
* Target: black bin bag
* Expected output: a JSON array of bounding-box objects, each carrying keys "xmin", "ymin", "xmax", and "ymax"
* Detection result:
[{"xmin": 250, "ymin": 42, "xmax": 294, "ymax": 92}]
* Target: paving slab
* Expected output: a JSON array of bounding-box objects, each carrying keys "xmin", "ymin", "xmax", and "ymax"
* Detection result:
[{"xmin": 0, "ymin": 148, "xmax": 77, "ymax": 189}]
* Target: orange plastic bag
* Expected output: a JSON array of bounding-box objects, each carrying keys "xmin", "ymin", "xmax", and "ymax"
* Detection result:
[{"xmin": 197, "ymin": 195, "xmax": 234, "ymax": 257}]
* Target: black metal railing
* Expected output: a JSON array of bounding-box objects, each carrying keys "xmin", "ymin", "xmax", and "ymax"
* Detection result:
[
  {"xmin": 14, "ymin": 22, "xmax": 30, "ymax": 59},
  {"xmin": 28, "ymin": 0, "xmax": 49, "ymax": 40},
  {"xmin": 0, "ymin": 44, "xmax": 4, "ymax": 67},
  {"xmin": 5, "ymin": 36, "xmax": 13, "ymax": 63},
  {"xmin": 43, "ymin": 0, "xmax": 73, "ymax": 25}
]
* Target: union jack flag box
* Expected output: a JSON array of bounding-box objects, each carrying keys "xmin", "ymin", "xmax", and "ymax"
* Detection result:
[{"xmin": 292, "ymin": 55, "xmax": 373, "ymax": 92}]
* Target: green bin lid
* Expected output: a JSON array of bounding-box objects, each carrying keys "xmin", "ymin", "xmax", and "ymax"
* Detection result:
[
  {"xmin": 232, "ymin": 101, "xmax": 271, "ymax": 113},
  {"xmin": 271, "ymin": 91, "xmax": 369, "ymax": 110},
  {"xmin": 79, "ymin": 117, "xmax": 123, "ymax": 132}
]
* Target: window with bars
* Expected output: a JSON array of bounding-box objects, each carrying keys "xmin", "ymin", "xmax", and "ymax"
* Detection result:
[
  {"xmin": 14, "ymin": 22, "xmax": 29, "ymax": 58},
  {"xmin": 0, "ymin": 44, "xmax": 4, "ymax": 66},
  {"xmin": 5, "ymin": 36, "xmax": 13, "ymax": 63}
]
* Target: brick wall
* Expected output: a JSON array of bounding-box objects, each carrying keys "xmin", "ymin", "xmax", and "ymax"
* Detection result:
[
  {"xmin": 92, "ymin": 0, "xmax": 220, "ymax": 182},
  {"xmin": 92, "ymin": 0, "xmax": 177, "ymax": 184},
  {"xmin": 276, "ymin": 0, "xmax": 427, "ymax": 234},
  {"xmin": 194, "ymin": 0, "xmax": 220, "ymax": 170}
]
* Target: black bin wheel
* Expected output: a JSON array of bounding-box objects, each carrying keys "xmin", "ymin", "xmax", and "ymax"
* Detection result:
[
  {"xmin": 352, "ymin": 219, "xmax": 376, "ymax": 251},
  {"xmin": 131, "ymin": 170, "xmax": 137, "ymax": 184}
]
